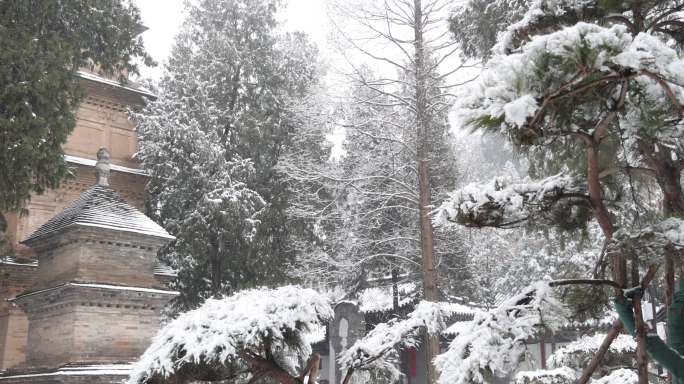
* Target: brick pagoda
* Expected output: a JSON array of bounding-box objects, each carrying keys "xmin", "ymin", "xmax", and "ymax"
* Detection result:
[{"xmin": 0, "ymin": 150, "xmax": 177, "ymax": 384}]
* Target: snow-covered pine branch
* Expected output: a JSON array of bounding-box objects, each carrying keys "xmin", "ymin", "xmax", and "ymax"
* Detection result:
[
  {"xmin": 434, "ymin": 173, "xmax": 590, "ymax": 229},
  {"xmin": 435, "ymin": 282, "xmax": 568, "ymax": 384},
  {"xmin": 453, "ymin": 21, "xmax": 684, "ymax": 141},
  {"xmin": 338, "ymin": 301, "xmax": 453, "ymax": 383},
  {"xmin": 127, "ymin": 286, "xmax": 332, "ymax": 384}
]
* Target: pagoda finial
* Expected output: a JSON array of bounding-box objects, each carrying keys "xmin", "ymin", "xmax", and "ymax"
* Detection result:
[{"xmin": 95, "ymin": 148, "xmax": 111, "ymax": 186}]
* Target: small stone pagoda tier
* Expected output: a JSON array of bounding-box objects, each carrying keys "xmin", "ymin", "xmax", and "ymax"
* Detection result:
[{"xmin": 0, "ymin": 149, "xmax": 177, "ymax": 384}]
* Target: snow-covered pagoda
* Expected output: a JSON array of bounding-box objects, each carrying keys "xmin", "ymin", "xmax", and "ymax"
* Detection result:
[{"xmin": 0, "ymin": 149, "xmax": 177, "ymax": 384}]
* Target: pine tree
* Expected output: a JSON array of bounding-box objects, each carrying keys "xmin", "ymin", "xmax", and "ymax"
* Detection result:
[
  {"xmin": 437, "ymin": 1, "xmax": 684, "ymax": 382},
  {"xmin": 135, "ymin": 0, "xmax": 320, "ymax": 310},
  {"xmin": 0, "ymin": 0, "xmax": 152, "ymax": 250}
]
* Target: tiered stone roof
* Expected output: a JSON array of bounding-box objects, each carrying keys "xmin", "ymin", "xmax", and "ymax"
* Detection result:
[
  {"xmin": 22, "ymin": 148, "xmax": 170, "ymax": 245},
  {"xmin": 22, "ymin": 184, "xmax": 173, "ymax": 244}
]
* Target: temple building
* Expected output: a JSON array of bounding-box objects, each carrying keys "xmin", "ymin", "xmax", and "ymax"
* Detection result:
[{"xmin": 0, "ymin": 67, "xmax": 166, "ymax": 374}]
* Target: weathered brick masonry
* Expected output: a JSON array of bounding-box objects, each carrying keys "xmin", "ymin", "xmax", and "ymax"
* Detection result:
[{"xmin": 0, "ymin": 150, "xmax": 176, "ymax": 383}]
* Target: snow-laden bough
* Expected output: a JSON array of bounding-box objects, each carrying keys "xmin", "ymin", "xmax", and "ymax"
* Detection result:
[
  {"xmin": 436, "ymin": 282, "xmax": 568, "ymax": 384},
  {"xmin": 127, "ymin": 285, "xmax": 333, "ymax": 384}
]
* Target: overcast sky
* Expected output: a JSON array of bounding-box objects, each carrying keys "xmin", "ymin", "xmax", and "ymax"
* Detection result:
[{"xmin": 134, "ymin": 0, "xmax": 331, "ymax": 79}]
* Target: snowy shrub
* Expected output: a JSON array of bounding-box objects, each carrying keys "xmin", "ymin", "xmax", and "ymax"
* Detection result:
[
  {"xmin": 127, "ymin": 286, "xmax": 333, "ymax": 384},
  {"xmin": 514, "ymin": 366, "xmax": 577, "ymax": 384},
  {"xmin": 436, "ymin": 282, "xmax": 568, "ymax": 384},
  {"xmin": 547, "ymin": 333, "xmax": 636, "ymax": 374},
  {"xmin": 590, "ymin": 368, "xmax": 638, "ymax": 384}
]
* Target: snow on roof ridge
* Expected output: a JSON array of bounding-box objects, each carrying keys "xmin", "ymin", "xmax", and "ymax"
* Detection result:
[
  {"xmin": 0, "ymin": 364, "xmax": 133, "ymax": 380},
  {"xmin": 22, "ymin": 184, "xmax": 173, "ymax": 244},
  {"xmin": 76, "ymin": 70, "xmax": 156, "ymax": 98},
  {"xmin": 69, "ymin": 282, "xmax": 179, "ymax": 295},
  {"xmin": 0, "ymin": 256, "xmax": 37, "ymax": 267},
  {"xmin": 73, "ymin": 221, "xmax": 175, "ymax": 239},
  {"xmin": 65, "ymin": 154, "xmax": 147, "ymax": 176},
  {"xmin": 13, "ymin": 282, "xmax": 178, "ymax": 301}
]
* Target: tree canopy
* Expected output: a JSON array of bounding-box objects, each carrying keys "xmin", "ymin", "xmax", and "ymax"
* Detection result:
[
  {"xmin": 135, "ymin": 0, "xmax": 320, "ymax": 310},
  {"xmin": 0, "ymin": 0, "xmax": 153, "ymax": 244}
]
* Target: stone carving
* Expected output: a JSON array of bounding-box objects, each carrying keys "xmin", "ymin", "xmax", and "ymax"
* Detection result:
[{"xmin": 95, "ymin": 148, "xmax": 110, "ymax": 186}]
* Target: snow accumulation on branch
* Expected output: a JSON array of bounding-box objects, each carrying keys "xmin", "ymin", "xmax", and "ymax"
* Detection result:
[
  {"xmin": 455, "ymin": 20, "xmax": 684, "ymax": 138},
  {"xmin": 127, "ymin": 286, "xmax": 332, "ymax": 384},
  {"xmin": 436, "ymin": 282, "xmax": 567, "ymax": 384},
  {"xmin": 590, "ymin": 368, "xmax": 638, "ymax": 384},
  {"xmin": 514, "ymin": 366, "xmax": 577, "ymax": 384},
  {"xmin": 494, "ymin": 0, "xmax": 601, "ymax": 54},
  {"xmin": 339, "ymin": 301, "xmax": 454, "ymax": 380},
  {"xmin": 434, "ymin": 174, "xmax": 590, "ymax": 229},
  {"xmin": 357, "ymin": 283, "xmax": 418, "ymax": 314},
  {"xmin": 612, "ymin": 218, "xmax": 684, "ymax": 262}
]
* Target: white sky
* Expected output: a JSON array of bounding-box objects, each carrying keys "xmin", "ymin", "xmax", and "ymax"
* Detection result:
[{"xmin": 135, "ymin": 0, "xmax": 332, "ymax": 79}]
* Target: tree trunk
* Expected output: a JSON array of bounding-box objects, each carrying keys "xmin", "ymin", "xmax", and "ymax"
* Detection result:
[
  {"xmin": 665, "ymin": 246, "xmax": 675, "ymax": 307},
  {"xmin": 209, "ymin": 235, "xmax": 222, "ymax": 296},
  {"xmin": 577, "ymin": 135, "xmax": 628, "ymax": 384},
  {"xmin": 577, "ymin": 265, "xmax": 660, "ymax": 384},
  {"xmin": 392, "ymin": 268, "xmax": 400, "ymax": 311},
  {"xmin": 632, "ymin": 256, "xmax": 649, "ymax": 384},
  {"xmin": 577, "ymin": 320, "xmax": 624, "ymax": 384},
  {"xmin": 300, "ymin": 353, "xmax": 320, "ymax": 384},
  {"xmin": 660, "ymin": 172, "xmax": 684, "ymax": 217},
  {"xmin": 413, "ymin": 0, "xmax": 440, "ymax": 382},
  {"xmin": 539, "ymin": 332, "xmax": 547, "ymax": 369},
  {"xmin": 586, "ymin": 142, "xmax": 621, "ymax": 280}
]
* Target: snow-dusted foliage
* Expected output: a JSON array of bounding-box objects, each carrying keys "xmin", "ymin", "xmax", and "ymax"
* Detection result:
[
  {"xmin": 547, "ymin": 334, "xmax": 636, "ymax": 371},
  {"xmin": 281, "ymin": 68, "xmax": 473, "ymax": 298},
  {"xmin": 494, "ymin": 0, "xmax": 599, "ymax": 54},
  {"xmin": 436, "ymin": 282, "xmax": 567, "ymax": 384},
  {"xmin": 134, "ymin": 0, "xmax": 320, "ymax": 309},
  {"xmin": 434, "ymin": 173, "xmax": 589, "ymax": 229},
  {"xmin": 452, "ymin": 19, "xmax": 684, "ymax": 165},
  {"xmin": 514, "ymin": 367, "xmax": 577, "ymax": 384},
  {"xmin": 339, "ymin": 301, "xmax": 451, "ymax": 381},
  {"xmin": 127, "ymin": 286, "xmax": 332, "ymax": 384},
  {"xmin": 448, "ymin": 0, "xmax": 530, "ymax": 59},
  {"xmin": 442, "ymin": 1, "xmax": 684, "ymax": 382},
  {"xmin": 455, "ymin": 22, "xmax": 627, "ymax": 132},
  {"xmin": 357, "ymin": 283, "xmax": 418, "ymax": 314},
  {"xmin": 590, "ymin": 368, "xmax": 638, "ymax": 384},
  {"xmin": 612, "ymin": 218, "xmax": 684, "ymax": 263}
]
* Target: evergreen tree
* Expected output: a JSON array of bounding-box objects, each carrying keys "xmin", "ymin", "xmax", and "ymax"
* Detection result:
[
  {"xmin": 0, "ymin": 0, "xmax": 152, "ymax": 250},
  {"xmin": 437, "ymin": 1, "xmax": 684, "ymax": 382},
  {"xmin": 135, "ymin": 0, "xmax": 320, "ymax": 310}
]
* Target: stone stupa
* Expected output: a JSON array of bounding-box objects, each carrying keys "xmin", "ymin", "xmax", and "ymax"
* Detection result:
[{"xmin": 0, "ymin": 149, "xmax": 177, "ymax": 384}]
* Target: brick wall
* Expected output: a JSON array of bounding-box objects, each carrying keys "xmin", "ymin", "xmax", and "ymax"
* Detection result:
[
  {"xmin": 27, "ymin": 228, "xmax": 167, "ymax": 292},
  {"xmin": 0, "ymin": 264, "xmax": 36, "ymax": 370},
  {"xmin": 18, "ymin": 284, "xmax": 174, "ymax": 369}
]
